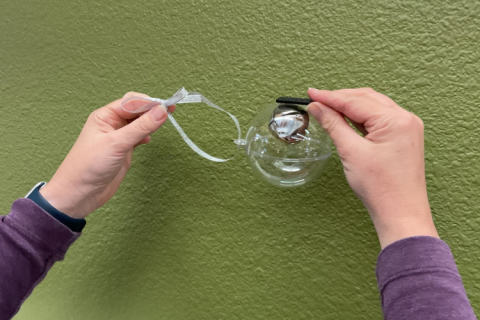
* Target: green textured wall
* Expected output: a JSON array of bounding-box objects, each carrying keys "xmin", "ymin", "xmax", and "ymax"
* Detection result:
[{"xmin": 1, "ymin": 0, "xmax": 480, "ymax": 319}]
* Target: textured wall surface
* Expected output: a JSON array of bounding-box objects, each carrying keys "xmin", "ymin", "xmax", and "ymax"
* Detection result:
[{"xmin": 1, "ymin": 0, "xmax": 480, "ymax": 319}]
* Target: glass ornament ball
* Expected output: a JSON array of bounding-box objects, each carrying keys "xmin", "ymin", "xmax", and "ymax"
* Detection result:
[{"xmin": 244, "ymin": 103, "xmax": 332, "ymax": 188}]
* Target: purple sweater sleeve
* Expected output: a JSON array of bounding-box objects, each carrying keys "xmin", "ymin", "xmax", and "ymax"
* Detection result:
[
  {"xmin": 0, "ymin": 198, "xmax": 80, "ymax": 320},
  {"xmin": 0, "ymin": 200, "xmax": 477, "ymax": 320},
  {"xmin": 376, "ymin": 236, "xmax": 477, "ymax": 320}
]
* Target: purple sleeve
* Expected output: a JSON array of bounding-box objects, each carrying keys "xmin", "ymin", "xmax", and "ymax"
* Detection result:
[
  {"xmin": 376, "ymin": 236, "xmax": 477, "ymax": 320},
  {"xmin": 0, "ymin": 198, "xmax": 80, "ymax": 320}
]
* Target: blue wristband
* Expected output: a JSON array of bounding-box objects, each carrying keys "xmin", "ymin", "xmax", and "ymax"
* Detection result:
[{"xmin": 26, "ymin": 182, "xmax": 86, "ymax": 232}]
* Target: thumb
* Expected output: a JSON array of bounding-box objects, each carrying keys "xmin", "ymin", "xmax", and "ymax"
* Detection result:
[
  {"xmin": 115, "ymin": 105, "xmax": 168, "ymax": 149},
  {"xmin": 307, "ymin": 102, "xmax": 362, "ymax": 152}
]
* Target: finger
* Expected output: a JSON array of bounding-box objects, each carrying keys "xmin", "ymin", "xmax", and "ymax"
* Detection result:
[
  {"xmin": 114, "ymin": 105, "xmax": 168, "ymax": 150},
  {"xmin": 104, "ymin": 92, "xmax": 155, "ymax": 121},
  {"xmin": 307, "ymin": 102, "xmax": 363, "ymax": 152},
  {"xmin": 112, "ymin": 96, "xmax": 175, "ymax": 121},
  {"xmin": 126, "ymin": 104, "xmax": 175, "ymax": 124},
  {"xmin": 122, "ymin": 97, "xmax": 162, "ymax": 114},
  {"xmin": 308, "ymin": 88, "xmax": 392, "ymax": 125}
]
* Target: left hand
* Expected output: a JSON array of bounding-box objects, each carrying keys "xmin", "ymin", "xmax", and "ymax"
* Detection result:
[{"xmin": 40, "ymin": 92, "xmax": 174, "ymax": 219}]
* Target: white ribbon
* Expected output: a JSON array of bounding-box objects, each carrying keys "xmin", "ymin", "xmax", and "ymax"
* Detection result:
[{"xmin": 121, "ymin": 88, "xmax": 241, "ymax": 162}]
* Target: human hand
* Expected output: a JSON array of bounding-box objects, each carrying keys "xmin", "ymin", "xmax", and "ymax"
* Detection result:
[
  {"xmin": 40, "ymin": 92, "xmax": 174, "ymax": 219},
  {"xmin": 307, "ymin": 88, "xmax": 438, "ymax": 248}
]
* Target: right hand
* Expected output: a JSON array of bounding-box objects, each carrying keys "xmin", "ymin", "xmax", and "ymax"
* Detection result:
[{"xmin": 307, "ymin": 88, "xmax": 439, "ymax": 249}]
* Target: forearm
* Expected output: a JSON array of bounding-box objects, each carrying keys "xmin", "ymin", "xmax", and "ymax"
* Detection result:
[
  {"xmin": 0, "ymin": 199, "xmax": 80, "ymax": 320},
  {"xmin": 377, "ymin": 236, "xmax": 476, "ymax": 320}
]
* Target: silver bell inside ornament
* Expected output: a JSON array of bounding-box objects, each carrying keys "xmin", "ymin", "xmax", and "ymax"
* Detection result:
[
  {"xmin": 244, "ymin": 97, "xmax": 332, "ymax": 188},
  {"xmin": 269, "ymin": 103, "xmax": 309, "ymax": 144}
]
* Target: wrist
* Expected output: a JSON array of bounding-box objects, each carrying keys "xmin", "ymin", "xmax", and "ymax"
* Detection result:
[
  {"xmin": 374, "ymin": 214, "xmax": 439, "ymax": 249},
  {"xmin": 365, "ymin": 196, "xmax": 439, "ymax": 249},
  {"xmin": 40, "ymin": 180, "xmax": 88, "ymax": 219},
  {"xmin": 26, "ymin": 182, "xmax": 86, "ymax": 232}
]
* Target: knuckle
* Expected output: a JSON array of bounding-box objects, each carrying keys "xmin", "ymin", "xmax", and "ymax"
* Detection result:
[
  {"xmin": 357, "ymin": 87, "xmax": 376, "ymax": 96},
  {"xmin": 414, "ymin": 114, "xmax": 424, "ymax": 127},
  {"xmin": 342, "ymin": 99, "xmax": 357, "ymax": 115},
  {"xmin": 395, "ymin": 112, "xmax": 418, "ymax": 130},
  {"xmin": 357, "ymin": 88, "xmax": 389, "ymax": 103},
  {"xmin": 87, "ymin": 111, "xmax": 96, "ymax": 123},
  {"xmin": 89, "ymin": 107, "xmax": 113, "ymax": 124},
  {"xmin": 88, "ymin": 109, "xmax": 102, "ymax": 123}
]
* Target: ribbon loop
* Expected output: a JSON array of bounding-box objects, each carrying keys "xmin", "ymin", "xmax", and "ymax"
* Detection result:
[{"xmin": 121, "ymin": 88, "xmax": 241, "ymax": 163}]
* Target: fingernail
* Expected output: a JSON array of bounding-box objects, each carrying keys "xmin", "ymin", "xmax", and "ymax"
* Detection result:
[
  {"xmin": 150, "ymin": 105, "xmax": 167, "ymax": 122},
  {"xmin": 307, "ymin": 87, "xmax": 318, "ymax": 97},
  {"xmin": 123, "ymin": 92, "xmax": 150, "ymax": 98},
  {"xmin": 123, "ymin": 98, "xmax": 156, "ymax": 112}
]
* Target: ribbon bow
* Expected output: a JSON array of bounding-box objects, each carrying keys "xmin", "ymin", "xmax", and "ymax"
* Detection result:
[{"xmin": 121, "ymin": 88, "xmax": 241, "ymax": 162}]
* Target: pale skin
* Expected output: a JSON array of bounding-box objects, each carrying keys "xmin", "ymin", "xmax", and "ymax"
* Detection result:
[
  {"xmin": 40, "ymin": 92, "xmax": 174, "ymax": 220},
  {"xmin": 41, "ymin": 88, "xmax": 438, "ymax": 249},
  {"xmin": 307, "ymin": 88, "xmax": 438, "ymax": 248}
]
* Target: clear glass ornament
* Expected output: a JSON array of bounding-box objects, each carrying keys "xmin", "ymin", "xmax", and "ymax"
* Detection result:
[{"xmin": 244, "ymin": 103, "xmax": 332, "ymax": 188}]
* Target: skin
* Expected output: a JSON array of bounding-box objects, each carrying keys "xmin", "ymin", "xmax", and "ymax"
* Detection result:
[
  {"xmin": 40, "ymin": 92, "xmax": 175, "ymax": 220},
  {"xmin": 307, "ymin": 88, "xmax": 438, "ymax": 249},
  {"xmin": 41, "ymin": 88, "xmax": 438, "ymax": 249}
]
